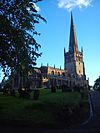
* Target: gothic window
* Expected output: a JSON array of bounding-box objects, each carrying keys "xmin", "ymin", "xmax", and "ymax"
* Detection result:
[
  {"xmin": 58, "ymin": 72, "xmax": 60, "ymax": 76},
  {"xmin": 51, "ymin": 71, "xmax": 54, "ymax": 75},
  {"xmin": 62, "ymin": 72, "xmax": 65, "ymax": 76}
]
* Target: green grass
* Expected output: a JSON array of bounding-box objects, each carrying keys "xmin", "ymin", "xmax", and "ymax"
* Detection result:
[{"xmin": 0, "ymin": 89, "xmax": 89, "ymax": 128}]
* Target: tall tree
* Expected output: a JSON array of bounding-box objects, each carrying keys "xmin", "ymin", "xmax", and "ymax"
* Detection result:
[
  {"xmin": 93, "ymin": 76, "xmax": 100, "ymax": 91},
  {"xmin": 0, "ymin": 0, "xmax": 46, "ymax": 79}
]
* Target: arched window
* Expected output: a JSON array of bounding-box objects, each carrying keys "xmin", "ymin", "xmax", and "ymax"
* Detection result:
[
  {"xmin": 79, "ymin": 70, "xmax": 81, "ymax": 73},
  {"xmin": 58, "ymin": 72, "xmax": 60, "ymax": 76},
  {"xmin": 51, "ymin": 71, "xmax": 54, "ymax": 75},
  {"xmin": 62, "ymin": 72, "xmax": 65, "ymax": 76}
]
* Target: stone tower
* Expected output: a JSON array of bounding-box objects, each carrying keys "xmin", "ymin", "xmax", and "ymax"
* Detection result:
[{"xmin": 64, "ymin": 13, "xmax": 86, "ymax": 79}]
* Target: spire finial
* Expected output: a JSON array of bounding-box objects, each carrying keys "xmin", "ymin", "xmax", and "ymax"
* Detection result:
[
  {"xmin": 64, "ymin": 47, "xmax": 66, "ymax": 54},
  {"xmin": 47, "ymin": 63, "xmax": 49, "ymax": 67},
  {"xmin": 71, "ymin": 12, "xmax": 74, "ymax": 27},
  {"xmin": 81, "ymin": 46, "xmax": 83, "ymax": 54}
]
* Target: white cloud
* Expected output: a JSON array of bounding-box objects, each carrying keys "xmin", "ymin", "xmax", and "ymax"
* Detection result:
[{"xmin": 58, "ymin": 0, "xmax": 93, "ymax": 11}]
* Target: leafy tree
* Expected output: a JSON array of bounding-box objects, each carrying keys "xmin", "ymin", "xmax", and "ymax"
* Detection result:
[
  {"xmin": 0, "ymin": 0, "xmax": 46, "ymax": 80},
  {"xmin": 93, "ymin": 76, "xmax": 100, "ymax": 91}
]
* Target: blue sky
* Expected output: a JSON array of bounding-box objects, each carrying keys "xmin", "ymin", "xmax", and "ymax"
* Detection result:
[
  {"xmin": 35, "ymin": 0, "xmax": 100, "ymax": 86},
  {"xmin": 0, "ymin": 0, "xmax": 100, "ymax": 86}
]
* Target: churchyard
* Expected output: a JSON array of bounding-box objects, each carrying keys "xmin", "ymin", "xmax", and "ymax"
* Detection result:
[{"xmin": 0, "ymin": 88, "xmax": 89, "ymax": 128}]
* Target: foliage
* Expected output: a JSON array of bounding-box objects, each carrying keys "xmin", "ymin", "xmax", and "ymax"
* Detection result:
[
  {"xmin": 0, "ymin": 0, "xmax": 46, "ymax": 79},
  {"xmin": 93, "ymin": 76, "xmax": 100, "ymax": 91}
]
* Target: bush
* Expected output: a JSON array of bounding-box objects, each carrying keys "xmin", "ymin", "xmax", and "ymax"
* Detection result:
[{"xmin": 55, "ymin": 104, "xmax": 80, "ymax": 125}]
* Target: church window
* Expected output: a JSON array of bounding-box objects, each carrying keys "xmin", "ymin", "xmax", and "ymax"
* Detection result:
[
  {"xmin": 51, "ymin": 71, "xmax": 54, "ymax": 75},
  {"xmin": 62, "ymin": 72, "xmax": 65, "ymax": 76},
  {"xmin": 58, "ymin": 72, "xmax": 60, "ymax": 76}
]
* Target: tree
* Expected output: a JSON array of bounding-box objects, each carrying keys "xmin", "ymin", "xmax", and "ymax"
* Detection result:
[
  {"xmin": 93, "ymin": 76, "xmax": 100, "ymax": 91},
  {"xmin": 0, "ymin": 0, "xmax": 46, "ymax": 80}
]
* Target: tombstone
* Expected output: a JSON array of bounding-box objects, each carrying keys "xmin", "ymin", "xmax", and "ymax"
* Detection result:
[
  {"xmin": 51, "ymin": 85, "xmax": 56, "ymax": 93},
  {"xmin": 33, "ymin": 88, "xmax": 40, "ymax": 100},
  {"xmin": 10, "ymin": 89, "xmax": 15, "ymax": 96}
]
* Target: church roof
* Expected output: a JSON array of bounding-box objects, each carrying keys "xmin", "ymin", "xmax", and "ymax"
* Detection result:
[{"xmin": 69, "ymin": 13, "xmax": 78, "ymax": 53}]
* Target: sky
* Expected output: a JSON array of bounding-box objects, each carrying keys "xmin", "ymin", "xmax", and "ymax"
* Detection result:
[
  {"xmin": 35, "ymin": 0, "xmax": 100, "ymax": 86},
  {"xmin": 0, "ymin": 0, "xmax": 100, "ymax": 86}
]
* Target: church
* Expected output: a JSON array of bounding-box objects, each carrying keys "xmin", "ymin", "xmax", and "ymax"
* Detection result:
[{"xmin": 32, "ymin": 13, "xmax": 89, "ymax": 90}]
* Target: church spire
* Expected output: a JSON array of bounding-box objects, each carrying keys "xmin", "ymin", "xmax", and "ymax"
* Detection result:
[{"xmin": 69, "ymin": 12, "xmax": 78, "ymax": 53}]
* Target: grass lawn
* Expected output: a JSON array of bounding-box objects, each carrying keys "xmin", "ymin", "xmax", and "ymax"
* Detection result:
[{"xmin": 0, "ymin": 89, "xmax": 89, "ymax": 128}]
